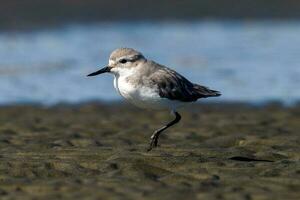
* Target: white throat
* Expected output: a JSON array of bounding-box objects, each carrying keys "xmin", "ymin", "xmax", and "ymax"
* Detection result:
[
  {"xmin": 112, "ymin": 67, "xmax": 137, "ymax": 78},
  {"xmin": 112, "ymin": 66, "xmax": 138, "ymax": 97}
]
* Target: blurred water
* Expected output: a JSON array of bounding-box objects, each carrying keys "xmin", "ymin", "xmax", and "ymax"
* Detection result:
[{"xmin": 0, "ymin": 21, "xmax": 299, "ymax": 105}]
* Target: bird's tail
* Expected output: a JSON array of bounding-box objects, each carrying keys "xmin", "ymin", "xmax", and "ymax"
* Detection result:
[{"xmin": 193, "ymin": 84, "xmax": 221, "ymax": 98}]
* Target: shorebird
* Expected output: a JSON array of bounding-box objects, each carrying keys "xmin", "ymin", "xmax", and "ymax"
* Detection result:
[{"xmin": 87, "ymin": 48, "xmax": 221, "ymax": 151}]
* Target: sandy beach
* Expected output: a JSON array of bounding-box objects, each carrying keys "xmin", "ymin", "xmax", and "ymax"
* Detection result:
[{"xmin": 0, "ymin": 102, "xmax": 299, "ymax": 199}]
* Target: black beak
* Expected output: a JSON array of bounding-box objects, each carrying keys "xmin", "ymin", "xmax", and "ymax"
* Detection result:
[{"xmin": 87, "ymin": 66, "xmax": 111, "ymax": 77}]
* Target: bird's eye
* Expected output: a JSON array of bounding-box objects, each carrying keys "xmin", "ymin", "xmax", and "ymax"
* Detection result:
[{"xmin": 119, "ymin": 59, "xmax": 127, "ymax": 64}]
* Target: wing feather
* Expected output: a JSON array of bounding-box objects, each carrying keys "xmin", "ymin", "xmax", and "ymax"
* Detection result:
[{"xmin": 150, "ymin": 66, "xmax": 221, "ymax": 102}]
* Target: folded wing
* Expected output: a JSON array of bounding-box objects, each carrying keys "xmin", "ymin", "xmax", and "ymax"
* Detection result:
[{"xmin": 150, "ymin": 67, "xmax": 221, "ymax": 102}]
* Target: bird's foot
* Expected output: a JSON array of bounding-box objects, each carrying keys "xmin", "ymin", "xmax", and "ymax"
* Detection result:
[{"xmin": 147, "ymin": 133, "xmax": 159, "ymax": 152}]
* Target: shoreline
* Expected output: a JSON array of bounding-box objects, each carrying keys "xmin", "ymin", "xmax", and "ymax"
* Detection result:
[
  {"xmin": 1, "ymin": 19, "xmax": 300, "ymax": 32},
  {"xmin": 0, "ymin": 100, "xmax": 298, "ymax": 109}
]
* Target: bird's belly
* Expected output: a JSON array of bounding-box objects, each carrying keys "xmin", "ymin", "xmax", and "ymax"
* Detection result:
[{"xmin": 114, "ymin": 77, "xmax": 181, "ymax": 110}]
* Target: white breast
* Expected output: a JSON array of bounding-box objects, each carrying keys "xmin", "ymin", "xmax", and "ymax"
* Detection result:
[{"xmin": 113, "ymin": 73, "xmax": 182, "ymax": 110}]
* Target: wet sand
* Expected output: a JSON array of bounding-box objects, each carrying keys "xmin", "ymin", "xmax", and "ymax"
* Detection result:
[{"xmin": 0, "ymin": 102, "xmax": 299, "ymax": 199}]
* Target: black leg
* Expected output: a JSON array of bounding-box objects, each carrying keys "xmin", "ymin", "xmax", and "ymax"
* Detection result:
[{"xmin": 147, "ymin": 111, "xmax": 181, "ymax": 151}]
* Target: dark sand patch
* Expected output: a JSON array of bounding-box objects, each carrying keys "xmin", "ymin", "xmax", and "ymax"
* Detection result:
[{"xmin": 0, "ymin": 103, "xmax": 299, "ymax": 199}]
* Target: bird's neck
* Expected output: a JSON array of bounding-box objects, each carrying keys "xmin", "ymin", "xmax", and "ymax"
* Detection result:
[{"xmin": 117, "ymin": 67, "xmax": 137, "ymax": 78}]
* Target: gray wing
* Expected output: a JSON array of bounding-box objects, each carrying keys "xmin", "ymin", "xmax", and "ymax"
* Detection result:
[{"xmin": 150, "ymin": 67, "xmax": 221, "ymax": 102}]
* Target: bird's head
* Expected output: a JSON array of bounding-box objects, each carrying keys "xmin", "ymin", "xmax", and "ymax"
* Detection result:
[{"xmin": 87, "ymin": 48, "xmax": 146, "ymax": 77}]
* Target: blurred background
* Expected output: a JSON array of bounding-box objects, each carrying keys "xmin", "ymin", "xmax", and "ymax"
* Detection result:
[{"xmin": 1, "ymin": 0, "xmax": 300, "ymax": 105}]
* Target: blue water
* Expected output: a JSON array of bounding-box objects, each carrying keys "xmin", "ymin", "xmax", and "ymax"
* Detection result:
[{"xmin": 0, "ymin": 21, "xmax": 299, "ymax": 105}]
